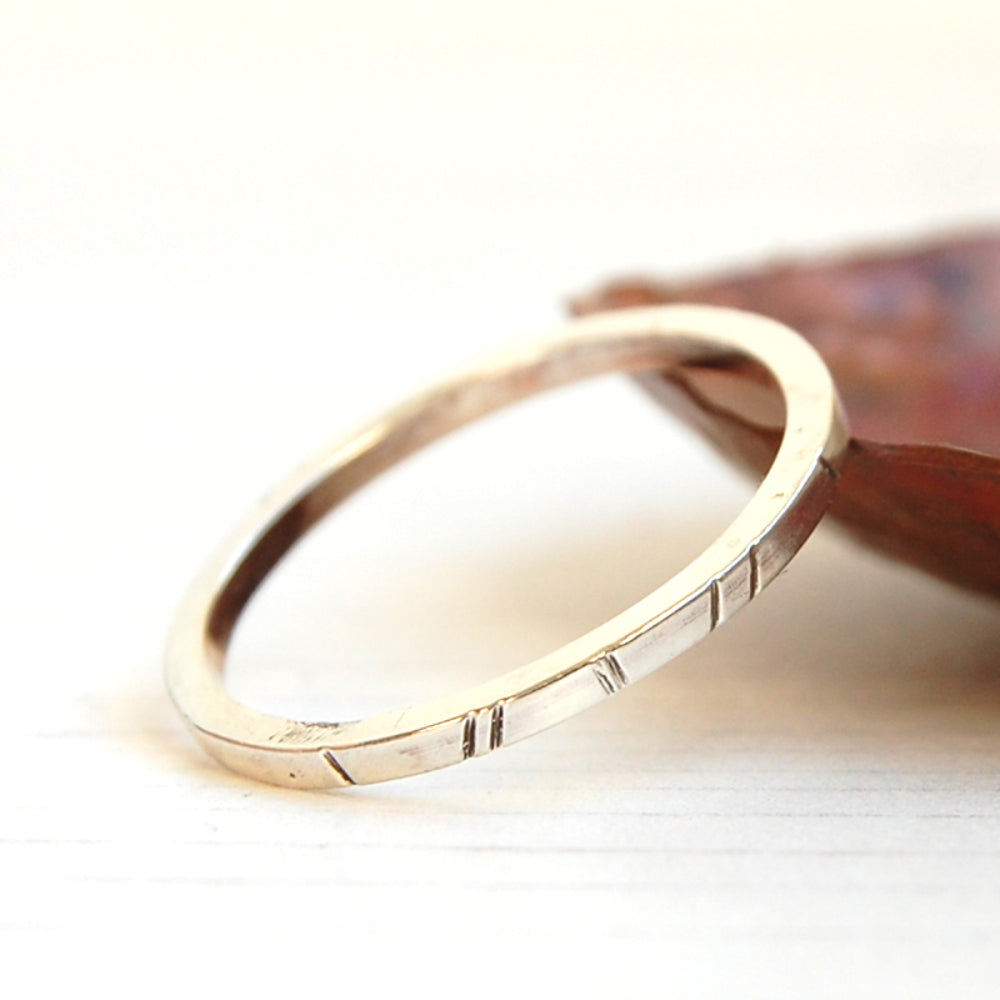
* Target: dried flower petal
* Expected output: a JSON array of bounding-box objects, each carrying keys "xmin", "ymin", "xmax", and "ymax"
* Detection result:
[{"xmin": 573, "ymin": 232, "xmax": 1000, "ymax": 598}]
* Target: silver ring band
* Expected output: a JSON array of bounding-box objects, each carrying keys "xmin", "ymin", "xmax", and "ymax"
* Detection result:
[{"xmin": 165, "ymin": 305, "xmax": 848, "ymax": 788}]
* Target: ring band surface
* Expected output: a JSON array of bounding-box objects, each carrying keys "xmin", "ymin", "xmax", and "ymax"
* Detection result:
[{"xmin": 166, "ymin": 305, "xmax": 848, "ymax": 788}]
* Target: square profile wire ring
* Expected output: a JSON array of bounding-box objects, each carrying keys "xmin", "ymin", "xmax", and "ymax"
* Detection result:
[{"xmin": 165, "ymin": 305, "xmax": 848, "ymax": 789}]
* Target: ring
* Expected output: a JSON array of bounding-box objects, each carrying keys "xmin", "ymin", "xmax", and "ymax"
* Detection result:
[{"xmin": 165, "ymin": 305, "xmax": 848, "ymax": 789}]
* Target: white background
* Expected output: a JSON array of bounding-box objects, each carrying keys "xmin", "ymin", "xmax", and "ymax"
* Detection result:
[{"xmin": 3, "ymin": 2, "xmax": 1000, "ymax": 995}]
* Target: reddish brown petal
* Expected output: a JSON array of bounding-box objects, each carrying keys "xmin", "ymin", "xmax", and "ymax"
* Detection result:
[{"xmin": 573, "ymin": 232, "xmax": 1000, "ymax": 598}]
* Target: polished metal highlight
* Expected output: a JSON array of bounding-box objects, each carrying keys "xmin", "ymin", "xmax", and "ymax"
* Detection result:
[{"xmin": 165, "ymin": 305, "xmax": 848, "ymax": 789}]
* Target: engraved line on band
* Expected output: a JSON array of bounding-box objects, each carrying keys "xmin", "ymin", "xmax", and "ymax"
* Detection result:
[
  {"xmin": 489, "ymin": 701, "xmax": 505, "ymax": 752},
  {"xmin": 321, "ymin": 750, "xmax": 356, "ymax": 785},
  {"xmin": 462, "ymin": 713, "xmax": 476, "ymax": 760},
  {"xmin": 709, "ymin": 578, "xmax": 721, "ymax": 630},
  {"xmin": 592, "ymin": 652, "xmax": 629, "ymax": 696},
  {"xmin": 748, "ymin": 544, "xmax": 760, "ymax": 600}
]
